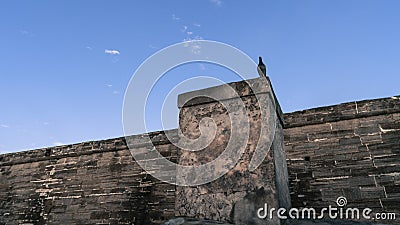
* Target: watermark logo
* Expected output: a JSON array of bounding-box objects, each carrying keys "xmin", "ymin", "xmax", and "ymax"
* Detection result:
[
  {"xmin": 257, "ymin": 196, "xmax": 396, "ymax": 221},
  {"xmin": 122, "ymin": 40, "xmax": 277, "ymax": 186},
  {"xmin": 336, "ymin": 196, "xmax": 347, "ymax": 207}
]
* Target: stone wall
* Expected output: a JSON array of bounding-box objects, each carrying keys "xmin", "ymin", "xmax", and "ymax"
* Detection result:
[
  {"xmin": 284, "ymin": 96, "xmax": 400, "ymax": 223},
  {"xmin": 175, "ymin": 78, "xmax": 290, "ymax": 224},
  {"xmin": 0, "ymin": 78, "xmax": 292, "ymax": 225},
  {"xmin": 0, "ymin": 131, "xmax": 178, "ymax": 225},
  {"xmin": 0, "ymin": 76, "xmax": 399, "ymax": 225}
]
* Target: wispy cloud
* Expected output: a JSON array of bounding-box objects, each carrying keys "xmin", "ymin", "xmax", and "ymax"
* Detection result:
[
  {"xmin": 105, "ymin": 84, "xmax": 119, "ymax": 94},
  {"xmin": 86, "ymin": 46, "xmax": 93, "ymax": 51},
  {"xmin": 181, "ymin": 26, "xmax": 188, "ymax": 33},
  {"xmin": 190, "ymin": 43, "xmax": 202, "ymax": 54},
  {"xmin": 172, "ymin": 15, "xmax": 204, "ymax": 55},
  {"xmin": 183, "ymin": 35, "xmax": 203, "ymax": 42},
  {"xmin": 172, "ymin": 14, "xmax": 180, "ymax": 21},
  {"xmin": 1, "ymin": 124, "xmax": 9, "ymax": 128},
  {"xmin": 148, "ymin": 44, "xmax": 158, "ymax": 49},
  {"xmin": 43, "ymin": 122, "xmax": 49, "ymax": 126},
  {"xmin": 210, "ymin": 0, "xmax": 222, "ymax": 6},
  {"xmin": 183, "ymin": 37, "xmax": 203, "ymax": 55},
  {"xmin": 181, "ymin": 25, "xmax": 195, "ymax": 36},
  {"xmin": 53, "ymin": 142, "xmax": 65, "ymax": 146},
  {"xmin": 105, "ymin": 49, "xmax": 120, "ymax": 55},
  {"xmin": 20, "ymin": 29, "xmax": 35, "ymax": 37},
  {"xmin": 181, "ymin": 22, "xmax": 203, "ymax": 55},
  {"xmin": 20, "ymin": 30, "xmax": 29, "ymax": 35}
]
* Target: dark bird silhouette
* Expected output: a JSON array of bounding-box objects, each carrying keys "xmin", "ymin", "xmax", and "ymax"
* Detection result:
[{"xmin": 257, "ymin": 56, "xmax": 267, "ymax": 78}]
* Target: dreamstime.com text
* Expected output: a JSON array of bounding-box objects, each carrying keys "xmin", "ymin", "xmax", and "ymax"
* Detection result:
[{"xmin": 257, "ymin": 197, "xmax": 396, "ymax": 221}]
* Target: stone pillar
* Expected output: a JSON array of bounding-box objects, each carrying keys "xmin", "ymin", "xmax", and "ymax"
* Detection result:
[{"xmin": 175, "ymin": 78, "xmax": 290, "ymax": 224}]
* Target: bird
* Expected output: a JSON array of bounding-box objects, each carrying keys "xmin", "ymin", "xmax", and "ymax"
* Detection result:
[{"xmin": 257, "ymin": 56, "xmax": 267, "ymax": 78}]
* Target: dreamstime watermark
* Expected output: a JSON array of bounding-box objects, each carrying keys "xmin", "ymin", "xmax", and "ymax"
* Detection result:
[
  {"xmin": 122, "ymin": 40, "xmax": 277, "ymax": 186},
  {"xmin": 257, "ymin": 196, "xmax": 396, "ymax": 221}
]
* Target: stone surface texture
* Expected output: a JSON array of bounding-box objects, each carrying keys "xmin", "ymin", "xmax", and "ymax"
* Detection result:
[
  {"xmin": 284, "ymin": 96, "xmax": 400, "ymax": 224},
  {"xmin": 0, "ymin": 77, "xmax": 399, "ymax": 225},
  {"xmin": 175, "ymin": 78, "xmax": 289, "ymax": 225},
  {"xmin": 0, "ymin": 132, "xmax": 178, "ymax": 225}
]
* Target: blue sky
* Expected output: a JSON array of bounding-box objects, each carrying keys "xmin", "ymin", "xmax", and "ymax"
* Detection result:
[{"xmin": 0, "ymin": 0, "xmax": 399, "ymax": 153}]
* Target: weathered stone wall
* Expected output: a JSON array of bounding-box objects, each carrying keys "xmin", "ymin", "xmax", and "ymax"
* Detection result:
[
  {"xmin": 0, "ymin": 131, "xmax": 178, "ymax": 225},
  {"xmin": 175, "ymin": 78, "xmax": 290, "ymax": 224},
  {"xmin": 284, "ymin": 96, "xmax": 400, "ymax": 223},
  {"xmin": 0, "ymin": 78, "xmax": 291, "ymax": 225},
  {"xmin": 0, "ymin": 76, "xmax": 398, "ymax": 225}
]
